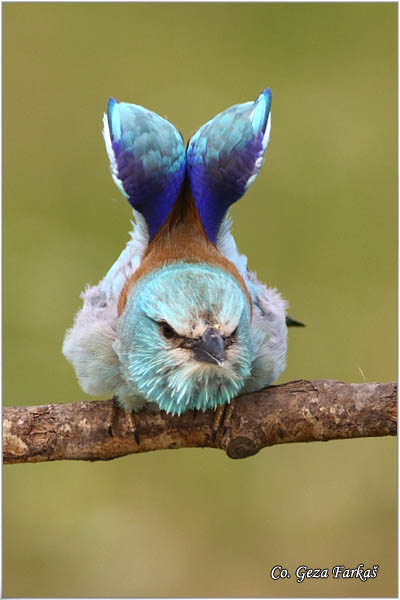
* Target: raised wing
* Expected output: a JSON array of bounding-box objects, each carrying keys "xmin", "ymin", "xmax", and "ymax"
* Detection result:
[
  {"xmin": 187, "ymin": 88, "xmax": 272, "ymax": 243},
  {"xmin": 103, "ymin": 98, "xmax": 186, "ymax": 239}
]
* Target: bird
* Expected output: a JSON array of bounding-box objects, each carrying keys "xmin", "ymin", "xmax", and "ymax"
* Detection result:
[{"xmin": 63, "ymin": 89, "xmax": 302, "ymax": 417}]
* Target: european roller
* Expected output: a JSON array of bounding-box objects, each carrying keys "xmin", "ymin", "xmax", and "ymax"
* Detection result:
[{"xmin": 63, "ymin": 89, "xmax": 302, "ymax": 416}]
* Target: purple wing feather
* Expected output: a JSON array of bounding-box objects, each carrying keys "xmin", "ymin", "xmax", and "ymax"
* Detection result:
[
  {"xmin": 187, "ymin": 89, "xmax": 272, "ymax": 243},
  {"xmin": 103, "ymin": 98, "xmax": 186, "ymax": 239}
]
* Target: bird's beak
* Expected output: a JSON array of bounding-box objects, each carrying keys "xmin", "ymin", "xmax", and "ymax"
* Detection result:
[{"xmin": 192, "ymin": 328, "xmax": 226, "ymax": 366}]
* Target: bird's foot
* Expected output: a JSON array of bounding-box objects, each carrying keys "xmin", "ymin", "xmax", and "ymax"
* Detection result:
[
  {"xmin": 129, "ymin": 411, "xmax": 140, "ymax": 446},
  {"xmin": 143, "ymin": 401, "xmax": 160, "ymax": 415},
  {"xmin": 108, "ymin": 396, "xmax": 140, "ymax": 445},
  {"xmin": 212, "ymin": 403, "xmax": 233, "ymax": 444},
  {"xmin": 108, "ymin": 396, "xmax": 120, "ymax": 437}
]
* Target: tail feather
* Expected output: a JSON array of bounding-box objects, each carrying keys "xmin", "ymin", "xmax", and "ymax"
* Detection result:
[{"xmin": 286, "ymin": 316, "xmax": 305, "ymax": 327}]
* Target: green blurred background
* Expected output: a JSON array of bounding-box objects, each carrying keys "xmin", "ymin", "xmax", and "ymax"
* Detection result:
[{"xmin": 4, "ymin": 3, "xmax": 396, "ymax": 597}]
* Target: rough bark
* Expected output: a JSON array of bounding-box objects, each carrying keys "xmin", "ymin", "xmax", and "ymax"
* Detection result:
[{"xmin": 3, "ymin": 379, "xmax": 397, "ymax": 464}]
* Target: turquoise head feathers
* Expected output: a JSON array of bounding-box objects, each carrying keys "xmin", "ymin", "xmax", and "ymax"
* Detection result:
[
  {"xmin": 116, "ymin": 263, "xmax": 252, "ymax": 414},
  {"xmin": 63, "ymin": 89, "xmax": 289, "ymax": 416}
]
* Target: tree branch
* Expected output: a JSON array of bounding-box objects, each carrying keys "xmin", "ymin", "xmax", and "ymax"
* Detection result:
[{"xmin": 3, "ymin": 379, "xmax": 396, "ymax": 464}]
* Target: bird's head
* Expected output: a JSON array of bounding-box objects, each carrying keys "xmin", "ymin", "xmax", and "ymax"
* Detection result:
[{"xmin": 116, "ymin": 262, "xmax": 253, "ymax": 414}]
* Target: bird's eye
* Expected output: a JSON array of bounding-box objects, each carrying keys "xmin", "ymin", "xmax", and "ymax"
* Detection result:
[{"xmin": 160, "ymin": 322, "xmax": 176, "ymax": 340}]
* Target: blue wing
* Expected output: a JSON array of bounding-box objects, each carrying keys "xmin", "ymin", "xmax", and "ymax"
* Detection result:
[
  {"xmin": 103, "ymin": 98, "xmax": 186, "ymax": 239},
  {"xmin": 187, "ymin": 89, "xmax": 272, "ymax": 243}
]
